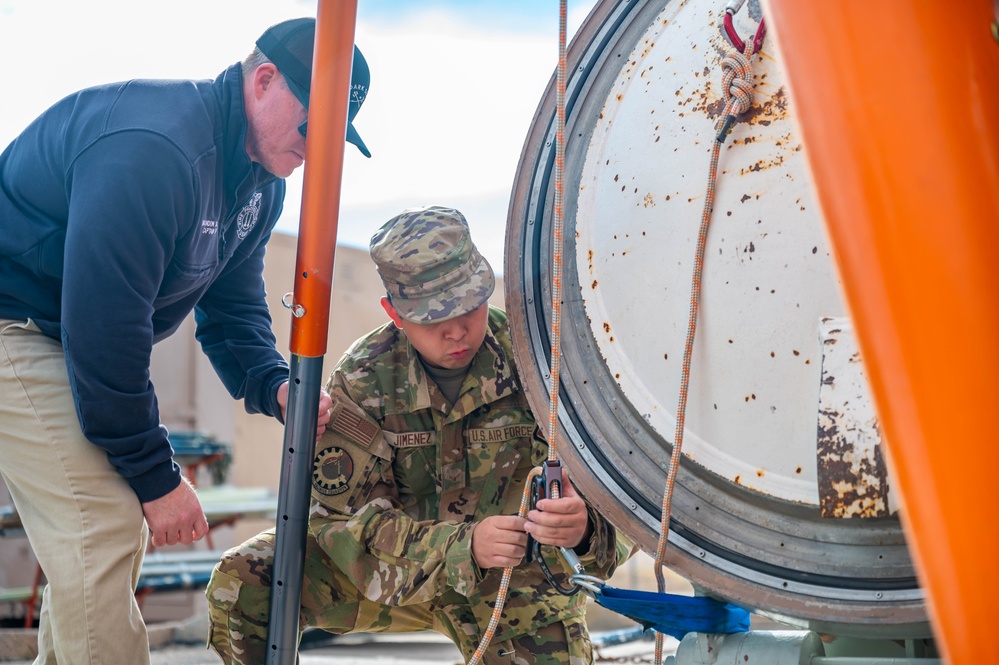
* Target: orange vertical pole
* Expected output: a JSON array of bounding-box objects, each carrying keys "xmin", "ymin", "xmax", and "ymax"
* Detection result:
[
  {"xmin": 291, "ymin": 0, "xmax": 357, "ymax": 357},
  {"xmin": 266, "ymin": 2, "xmax": 357, "ymax": 662},
  {"xmin": 760, "ymin": 2, "xmax": 999, "ymax": 662}
]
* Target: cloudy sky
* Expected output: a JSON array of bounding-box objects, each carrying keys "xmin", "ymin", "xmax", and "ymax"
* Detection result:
[{"xmin": 0, "ymin": 0, "xmax": 598, "ymax": 274}]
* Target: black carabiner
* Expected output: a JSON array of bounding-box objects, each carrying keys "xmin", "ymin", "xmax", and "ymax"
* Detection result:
[
  {"xmin": 524, "ymin": 474, "xmax": 544, "ymax": 564},
  {"xmin": 524, "ymin": 461, "xmax": 582, "ymax": 596}
]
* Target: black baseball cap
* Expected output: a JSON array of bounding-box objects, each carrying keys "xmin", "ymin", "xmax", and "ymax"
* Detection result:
[{"xmin": 256, "ymin": 17, "xmax": 371, "ymax": 158}]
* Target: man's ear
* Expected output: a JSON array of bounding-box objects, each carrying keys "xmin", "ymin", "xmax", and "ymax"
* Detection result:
[
  {"xmin": 380, "ymin": 296, "xmax": 405, "ymax": 327},
  {"xmin": 251, "ymin": 63, "xmax": 280, "ymax": 101}
]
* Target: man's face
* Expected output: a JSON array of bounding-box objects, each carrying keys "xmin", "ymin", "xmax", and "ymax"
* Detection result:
[
  {"xmin": 383, "ymin": 299, "xmax": 490, "ymax": 371},
  {"xmin": 245, "ymin": 65, "xmax": 308, "ymax": 178}
]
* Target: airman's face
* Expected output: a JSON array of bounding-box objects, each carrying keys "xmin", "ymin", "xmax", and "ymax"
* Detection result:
[{"xmin": 382, "ymin": 298, "xmax": 490, "ymax": 371}]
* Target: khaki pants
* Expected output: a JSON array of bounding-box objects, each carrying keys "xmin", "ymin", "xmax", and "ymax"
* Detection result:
[
  {"xmin": 0, "ymin": 319, "xmax": 150, "ymax": 665},
  {"xmin": 207, "ymin": 528, "xmax": 594, "ymax": 665}
]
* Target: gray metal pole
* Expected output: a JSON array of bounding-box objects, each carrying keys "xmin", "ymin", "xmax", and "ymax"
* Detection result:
[{"xmin": 265, "ymin": 354, "xmax": 323, "ymax": 665}]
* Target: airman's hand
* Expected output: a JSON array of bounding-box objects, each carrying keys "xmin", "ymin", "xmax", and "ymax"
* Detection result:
[
  {"xmin": 472, "ymin": 515, "xmax": 529, "ymax": 569},
  {"xmin": 525, "ymin": 470, "xmax": 592, "ymax": 549}
]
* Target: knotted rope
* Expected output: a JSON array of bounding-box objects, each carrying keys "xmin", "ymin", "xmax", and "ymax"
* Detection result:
[{"xmin": 651, "ymin": 36, "xmax": 759, "ymax": 665}]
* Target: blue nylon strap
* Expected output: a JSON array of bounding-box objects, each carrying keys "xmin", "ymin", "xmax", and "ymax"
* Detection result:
[{"xmin": 591, "ymin": 585, "xmax": 751, "ymax": 641}]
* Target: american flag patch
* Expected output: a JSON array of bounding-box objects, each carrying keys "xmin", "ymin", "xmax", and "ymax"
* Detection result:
[{"xmin": 332, "ymin": 406, "xmax": 379, "ymax": 447}]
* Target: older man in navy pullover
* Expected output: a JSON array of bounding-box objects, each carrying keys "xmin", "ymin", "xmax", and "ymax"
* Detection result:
[{"xmin": 0, "ymin": 17, "xmax": 369, "ymax": 664}]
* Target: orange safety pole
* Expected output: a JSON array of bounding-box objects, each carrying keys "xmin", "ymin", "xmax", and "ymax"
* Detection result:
[
  {"xmin": 761, "ymin": 2, "xmax": 999, "ymax": 662},
  {"xmin": 266, "ymin": 1, "xmax": 358, "ymax": 663},
  {"xmin": 290, "ymin": 0, "xmax": 357, "ymax": 357}
]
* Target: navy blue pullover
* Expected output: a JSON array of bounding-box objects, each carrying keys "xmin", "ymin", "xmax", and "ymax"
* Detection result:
[{"xmin": 0, "ymin": 64, "xmax": 290, "ymax": 502}]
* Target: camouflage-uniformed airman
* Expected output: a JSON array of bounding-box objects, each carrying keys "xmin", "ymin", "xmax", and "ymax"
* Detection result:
[{"xmin": 206, "ymin": 206, "xmax": 631, "ymax": 665}]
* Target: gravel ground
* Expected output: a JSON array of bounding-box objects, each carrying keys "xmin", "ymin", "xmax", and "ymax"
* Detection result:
[
  {"xmin": 0, "ymin": 553, "xmax": 681, "ymax": 664},
  {"xmin": 148, "ymin": 630, "xmax": 663, "ymax": 665},
  {"xmin": 3, "ymin": 629, "xmax": 664, "ymax": 665}
]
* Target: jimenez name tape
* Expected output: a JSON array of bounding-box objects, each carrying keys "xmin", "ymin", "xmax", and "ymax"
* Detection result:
[{"xmin": 385, "ymin": 425, "xmax": 534, "ymax": 448}]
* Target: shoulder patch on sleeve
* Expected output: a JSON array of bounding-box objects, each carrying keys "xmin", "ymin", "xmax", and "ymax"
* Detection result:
[
  {"xmin": 327, "ymin": 393, "xmax": 380, "ymax": 449},
  {"xmin": 313, "ymin": 446, "xmax": 354, "ymax": 497}
]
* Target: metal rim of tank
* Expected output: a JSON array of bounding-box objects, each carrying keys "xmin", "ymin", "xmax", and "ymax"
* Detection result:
[{"xmin": 504, "ymin": 0, "xmax": 930, "ymax": 638}]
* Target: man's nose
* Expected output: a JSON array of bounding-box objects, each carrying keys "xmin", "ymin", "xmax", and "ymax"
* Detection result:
[{"xmin": 442, "ymin": 318, "xmax": 467, "ymax": 340}]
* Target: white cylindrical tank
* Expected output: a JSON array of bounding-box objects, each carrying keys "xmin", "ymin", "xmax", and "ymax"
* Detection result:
[{"xmin": 504, "ymin": 0, "xmax": 928, "ymax": 638}]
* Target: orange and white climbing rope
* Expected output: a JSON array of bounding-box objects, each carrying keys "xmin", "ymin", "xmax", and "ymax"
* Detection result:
[
  {"xmin": 650, "ymin": 29, "xmax": 761, "ymax": 665},
  {"xmin": 467, "ymin": 3, "xmax": 570, "ymax": 664},
  {"xmin": 546, "ymin": 0, "xmax": 569, "ymax": 468}
]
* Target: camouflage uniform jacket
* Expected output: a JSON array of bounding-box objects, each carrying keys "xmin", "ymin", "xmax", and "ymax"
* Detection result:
[{"xmin": 309, "ymin": 306, "xmax": 621, "ymax": 642}]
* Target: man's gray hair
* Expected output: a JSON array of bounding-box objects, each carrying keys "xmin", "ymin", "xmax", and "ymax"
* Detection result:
[{"xmin": 241, "ymin": 47, "xmax": 271, "ymax": 79}]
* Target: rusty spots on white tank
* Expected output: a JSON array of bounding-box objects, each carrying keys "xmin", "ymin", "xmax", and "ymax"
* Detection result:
[
  {"xmin": 739, "ymin": 153, "xmax": 786, "ymax": 176},
  {"xmin": 740, "ymin": 86, "xmax": 789, "ymax": 127}
]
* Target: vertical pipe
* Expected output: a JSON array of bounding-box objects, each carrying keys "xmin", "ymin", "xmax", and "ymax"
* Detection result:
[
  {"xmin": 265, "ymin": 1, "xmax": 358, "ymax": 663},
  {"xmin": 760, "ymin": 2, "xmax": 999, "ymax": 663},
  {"xmin": 290, "ymin": 0, "xmax": 357, "ymax": 360},
  {"xmin": 266, "ymin": 356, "xmax": 326, "ymax": 664}
]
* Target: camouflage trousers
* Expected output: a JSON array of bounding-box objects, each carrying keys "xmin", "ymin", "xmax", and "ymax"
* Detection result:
[{"xmin": 206, "ymin": 528, "xmax": 593, "ymax": 665}]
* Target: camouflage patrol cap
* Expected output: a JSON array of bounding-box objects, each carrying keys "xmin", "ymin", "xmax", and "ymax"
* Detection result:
[{"xmin": 370, "ymin": 206, "xmax": 495, "ymax": 324}]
